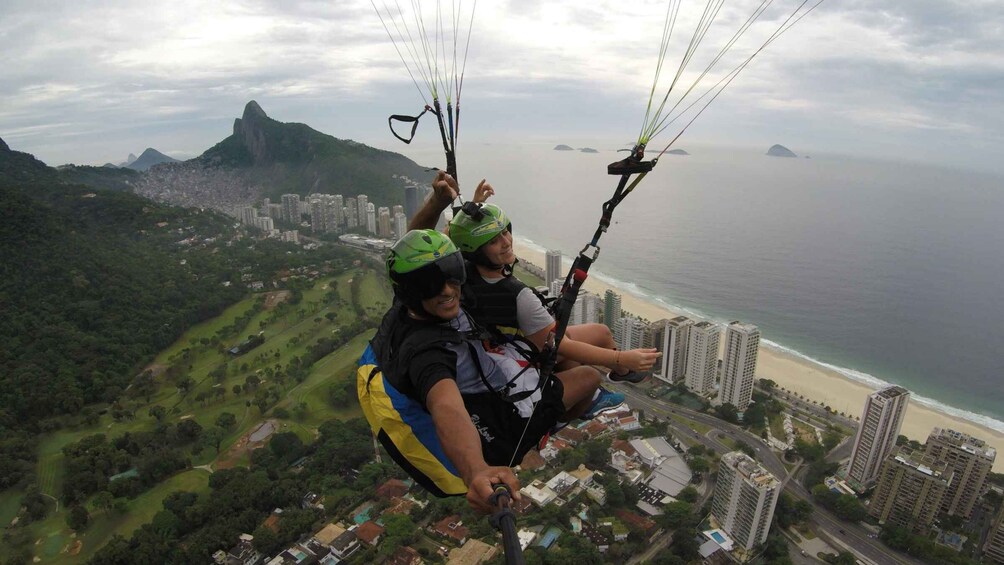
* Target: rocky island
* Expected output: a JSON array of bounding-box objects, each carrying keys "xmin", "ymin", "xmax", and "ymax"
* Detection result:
[{"xmin": 766, "ymin": 144, "xmax": 797, "ymax": 157}]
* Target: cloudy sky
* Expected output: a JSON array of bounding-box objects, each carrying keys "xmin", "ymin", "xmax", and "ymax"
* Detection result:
[{"xmin": 2, "ymin": 0, "xmax": 1002, "ymax": 174}]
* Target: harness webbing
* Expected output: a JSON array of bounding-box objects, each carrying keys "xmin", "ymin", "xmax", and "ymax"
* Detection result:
[{"xmin": 506, "ymin": 146, "xmax": 656, "ymax": 468}]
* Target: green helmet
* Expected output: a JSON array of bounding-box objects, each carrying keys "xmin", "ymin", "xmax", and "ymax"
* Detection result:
[
  {"xmin": 386, "ymin": 230, "xmax": 466, "ymax": 307},
  {"xmin": 448, "ymin": 203, "xmax": 512, "ymax": 253}
]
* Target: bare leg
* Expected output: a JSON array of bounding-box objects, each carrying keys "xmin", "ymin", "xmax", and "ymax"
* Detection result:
[{"xmin": 555, "ymin": 365, "xmax": 601, "ymax": 421}]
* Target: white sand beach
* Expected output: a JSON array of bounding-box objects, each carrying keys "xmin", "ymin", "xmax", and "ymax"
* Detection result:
[{"xmin": 513, "ymin": 239, "xmax": 1004, "ymax": 471}]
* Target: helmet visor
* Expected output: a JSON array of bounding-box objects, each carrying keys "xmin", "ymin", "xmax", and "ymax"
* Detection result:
[{"xmin": 396, "ymin": 251, "xmax": 467, "ymax": 300}]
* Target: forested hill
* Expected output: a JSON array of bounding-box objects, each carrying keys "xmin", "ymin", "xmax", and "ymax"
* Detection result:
[
  {"xmin": 136, "ymin": 100, "xmax": 433, "ymax": 210},
  {"xmin": 0, "ymin": 179, "xmax": 245, "ymax": 433},
  {"xmin": 0, "ymin": 136, "xmax": 141, "ymax": 192}
]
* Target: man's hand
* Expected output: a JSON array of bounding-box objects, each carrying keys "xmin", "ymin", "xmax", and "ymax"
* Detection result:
[
  {"xmin": 465, "ymin": 465, "xmax": 521, "ymax": 514},
  {"xmin": 617, "ymin": 348, "xmax": 661, "ymax": 372},
  {"xmin": 432, "ymin": 170, "xmax": 459, "ymax": 205},
  {"xmin": 472, "ymin": 179, "xmax": 494, "ymax": 203}
]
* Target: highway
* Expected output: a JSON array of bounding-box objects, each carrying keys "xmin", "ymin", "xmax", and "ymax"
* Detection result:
[{"xmin": 612, "ymin": 384, "xmax": 925, "ymax": 565}]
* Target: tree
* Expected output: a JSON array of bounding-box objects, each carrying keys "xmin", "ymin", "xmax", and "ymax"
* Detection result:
[
  {"xmin": 92, "ymin": 491, "xmax": 115, "ymax": 513},
  {"xmin": 177, "ymin": 377, "xmax": 195, "ymax": 394},
  {"xmin": 177, "ymin": 419, "xmax": 203, "ymax": 442},
  {"xmin": 660, "ymin": 501, "xmax": 694, "ymax": 528},
  {"xmin": 714, "ymin": 403, "xmax": 739, "ymax": 424},
  {"xmin": 215, "ymin": 412, "xmax": 237, "ymax": 430},
  {"xmin": 676, "ymin": 486, "xmax": 699, "ymax": 503},
  {"xmin": 67, "ymin": 505, "xmax": 90, "ymax": 531},
  {"xmin": 689, "ymin": 456, "xmax": 709, "ymax": 474},
  {"xmin": 148, "ymin": 405, "xmax": 166, "ymax": 422},
  {"xmin": 203, "ymin": 428, "xmax": 225, "ymax": 453}
]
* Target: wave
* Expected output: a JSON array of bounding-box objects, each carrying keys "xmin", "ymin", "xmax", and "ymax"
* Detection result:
[{"xmin": 516, "ymin": 235, "xmax": 1004, "ymax": 435}]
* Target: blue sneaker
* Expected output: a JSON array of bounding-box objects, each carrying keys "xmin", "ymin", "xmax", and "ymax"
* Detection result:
[
  {"xmin": 583, "ymin": 388, "xmax": 625, "ymax": 419},
  {"xmin": 608, "ymin": 370, "xmax": 649, "ymax": 384}
]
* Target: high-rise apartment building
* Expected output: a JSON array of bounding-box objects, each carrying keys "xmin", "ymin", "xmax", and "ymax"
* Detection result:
[
  {"xmin": 924, "ymin": 428, "xmax": 996, "ymax": 518},
  {"xmin": 603, "ymin": 290, "xmax": 621, "ymax": 332},
  {"xmin": 616, "ymin": 317, "xmax": 646, "ymax": 350},
  {"xmin": 847, "ymin": 385, "xmax": 911, "ymax": 489},
  {"xmin": 549, "ymin": 282, "xmax": 601, "ymax": 326},
  {"xmin": 684, "ymin": 321, "xmax": 720, "ymax": 396},
  {"xmin": 652, "ymin": 316, "xmax": 693, "ymax": 384},
  {"xmin": 309, "ymin": 198, "xmax": 327, "ymax": 234},
  {"xmin": 393, "ymin": 212, "xmax": 408, "ymax": 240},
  {"xmin": 281, "ymin": 194, "xmax": 301, "ymax": 224},
  {"xmin": 366, "ymin": 203, "xmax": 377, "ymax": 234},
  {"xmin": 377, "ymin": 207, "xmax": 392, "ymax": 238},
  {"xmin": 711, "ymin": 451, "xmax": 781, "ymax": 550},
  {"xmin": 356, "ymin": 194, "xmax": 369, "ymax": 227},
  {"xmin": 545, "ymin": 250, "xmax": 562, "ymax": 286},
  {"xmin": 718, "ymin": 321, "xmax": 761, "ymax": 413},
  {"xmin": 239, "ymin": 206, "xmax": 258, "ymax": 225},
  {"xmin": 332, "ymin": 194, "xmax": 344, "ymax": 227},
  {"xmin": 985, "ymin": 506, "xmax": 1004, "ymax": 565},
  {"xmin": 344, "ymin": 197, "xmax": 358, "ymax": 229},
  {"xmin": 254, "ymin": 216, "xmax": 274, "ymax": 233},
  {"xmin": 405, "ymin": 185, "xmax": 419, "ymax": 220},
  {"xmin": 868, "ymin": 447, "xmax": 952, "ymax": 535}
]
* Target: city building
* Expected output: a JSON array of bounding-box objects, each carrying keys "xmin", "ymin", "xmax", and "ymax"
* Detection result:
[
  {"xmin": 652, "ymin": 316, "xmax": 693, "ymax": 384},
  {"xmin": 254, "ymin": 216, "xmax": 275, "ymax": 234},
  {"xmin": 604, "ymin": 290, "xmax": 621, "ymax": 331},
  {"xmin": 718, "ymin": 321, "xmax": 761, "ymax": 413},
  {"xmin": 393, "ymin": 212, "xmax": 408, "ymax": 240},
  {"xmin": 684, "ymin": 321, "xmax": 720, "ymax": 396},
  {"xmin": 868, "ymin": 447, "xmax": 952, "ymax": 535},
  {"xmin": 924, "ymin": 427, "xmax": 996, "ymax": 518},
  {"xmin": 549, "ymin": 282, "xmax": 601, "ymax": 325},
  {"xmin": 344, "ymin": 197, "xmax": 358, "ymax": 228},
  {"xmin": 616, "ymin": 317, "xmax": 647, "ymax": 350},
  {"xmin": 545, "ymin": 249, "xmax": 562, "ymax": 286},
  {"xmin": 985, "ymin": 505, "xmax": 1004, "ymax": 565},
  {"xmin": 356, "ymin": 194, "xmax": 369, "ymax": 227},
  {"xmin": 239, "ymin": 206, "xmax": 258, "ymax": 225},
  {"xmin": 711, "ymin": 451, "xmax": 781, "ymax": 550},
  {"xmin": 404, "ymin": 185, "xmax": 419, "ymax": 220},
  {"xmin": 366, "ymin": 203, "xmax": 376, "ymax": 235},
  {"xmin": 847, "ymin": 385, "xmax": 911, "ymax": 489},
  {"xmin": 281, "ymin": 194, "xmax": 301, "ymax": 224},
  {"xmin": 377, "ymin": 206, "xmax": 392, "ymax": 238}
]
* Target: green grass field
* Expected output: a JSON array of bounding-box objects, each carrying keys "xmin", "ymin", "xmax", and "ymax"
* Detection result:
[{"xmin": 6, "ymin": 268, "xmax": 394, "ymax": 564}]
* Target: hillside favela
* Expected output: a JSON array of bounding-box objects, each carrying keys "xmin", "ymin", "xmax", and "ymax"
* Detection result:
[{"xmin": 3, "ymin": 2, "xmax": 1004, "ymax": 565}]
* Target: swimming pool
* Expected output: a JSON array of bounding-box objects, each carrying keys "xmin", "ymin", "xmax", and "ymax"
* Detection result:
[{"xmin": 710, "ymin": 531, "xmax": 726, "ymax": 544}]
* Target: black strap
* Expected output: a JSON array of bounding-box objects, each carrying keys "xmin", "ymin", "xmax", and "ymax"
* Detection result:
[{"xmin": 388, "ymin": 107, "xmax": 429, "ymax": 144}]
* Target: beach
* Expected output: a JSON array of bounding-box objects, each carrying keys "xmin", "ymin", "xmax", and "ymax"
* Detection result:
[{"xmin": 513, "ymin": 239, "xmax": 1004, "ymax": 471}]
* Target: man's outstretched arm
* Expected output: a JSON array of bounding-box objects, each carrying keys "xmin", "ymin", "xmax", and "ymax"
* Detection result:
[{"xmin": 425, "ymin": 378, "xmax": 521, "ymax": 513}]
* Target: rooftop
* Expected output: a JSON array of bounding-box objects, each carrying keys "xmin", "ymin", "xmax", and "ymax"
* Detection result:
[
  {"xmin": 891, "ymin": 447, "xmax": 952, "ymax": 481},
  {"xmin": 930, "ymin": 427, "xmax": 997, "ymax": 459},
  {"xmin": 721, "ymin": 451, "xmax": 779, "ymax": 489},
  {"xmin": 875, "ymin": 385, "xmax": 910, "ymax": 400}
]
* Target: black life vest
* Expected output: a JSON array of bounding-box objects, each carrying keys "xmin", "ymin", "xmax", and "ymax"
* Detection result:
[{"xmin": 461, "ymin": 261, "xmax": 534, "ymax": 340}]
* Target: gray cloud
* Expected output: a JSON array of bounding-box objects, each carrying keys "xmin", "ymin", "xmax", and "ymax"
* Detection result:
[{"xmin": 1, "ymin": 0, "xmax": 1002, "ymax": 174}]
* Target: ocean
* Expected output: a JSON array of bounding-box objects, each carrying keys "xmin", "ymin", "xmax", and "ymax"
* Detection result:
[{"xmin": 393, "ymin": 140, "xmax": 1004, "ymax": 433}]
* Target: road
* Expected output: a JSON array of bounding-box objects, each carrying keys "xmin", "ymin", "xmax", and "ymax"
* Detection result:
[{"xmin": 612, "ymin": 384, "xmax": 925, "ymax": 565}]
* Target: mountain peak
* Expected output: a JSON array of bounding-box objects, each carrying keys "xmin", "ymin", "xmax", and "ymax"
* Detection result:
[
  {"xmin": 126, "ymin": 148, "xmax": 179, "ymax": 171},
  {"xmin": 243, "ymin": 100, "xmax": 268, "ymax": 120},
  {"xmin": 0, "ymin": 137, "xmax": 9, "ymax": 152}
]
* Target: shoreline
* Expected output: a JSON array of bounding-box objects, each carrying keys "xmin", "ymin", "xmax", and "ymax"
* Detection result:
[{"xmin": 513, "ymin": 238, "xmax": 1004, "ymax": 471}]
